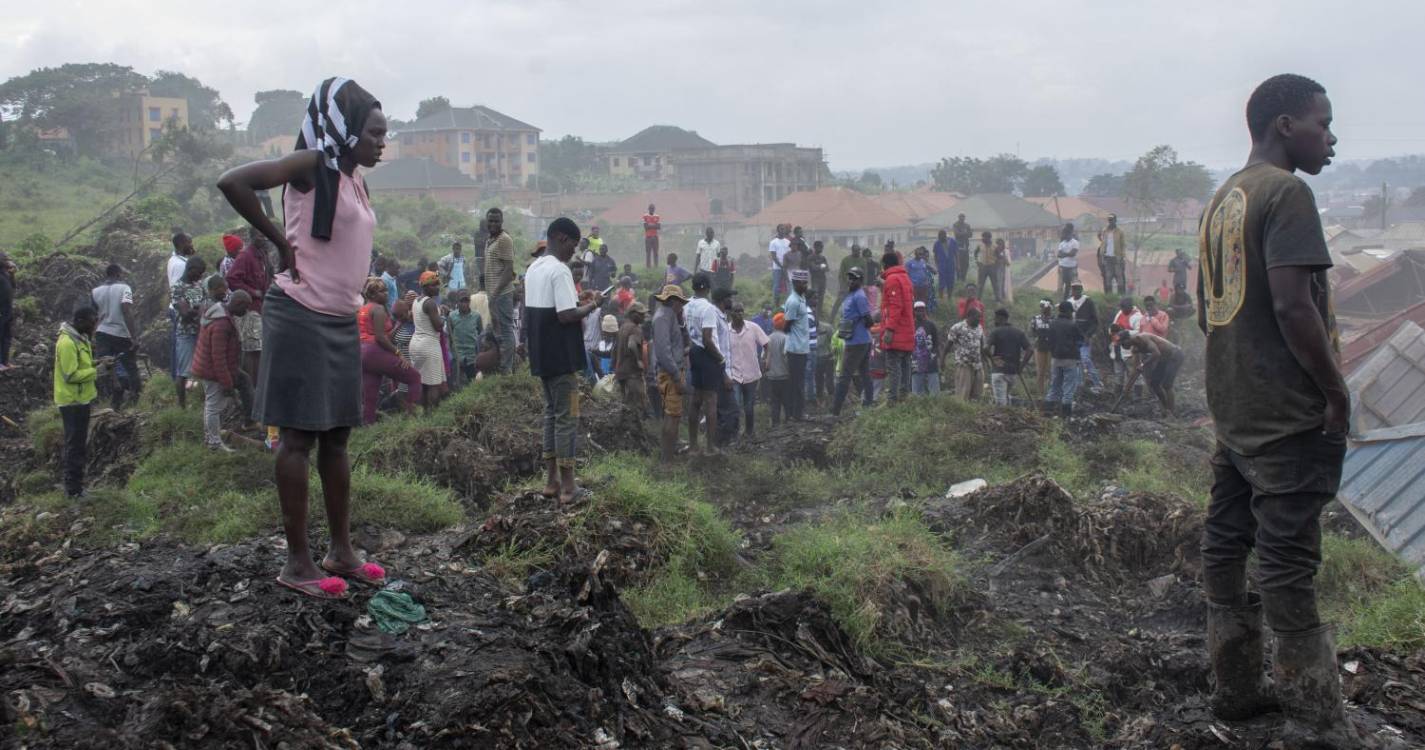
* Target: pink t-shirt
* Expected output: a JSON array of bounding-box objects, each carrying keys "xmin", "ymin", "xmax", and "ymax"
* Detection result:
[{"xmin": 276, "ymin": 172, "xmax": 376, "ymax": 317}]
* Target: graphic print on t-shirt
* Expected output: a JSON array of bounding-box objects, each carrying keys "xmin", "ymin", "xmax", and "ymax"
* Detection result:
[{"xmin": 1201, "ymin": 187, "xmax": 1248, "ymax": 329}]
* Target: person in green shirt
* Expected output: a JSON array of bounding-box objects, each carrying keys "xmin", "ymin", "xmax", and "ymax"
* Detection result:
[
  {"xmin": 54, "ymin": 305, "xmax": 112, "ymax": 498},
  {"xmin": 837, "ymin": 244, "xmax": 862, "ymax": 298},
  {"xmin": 447, "ymin": 290, "xmax": 483, "ymax": 388}
]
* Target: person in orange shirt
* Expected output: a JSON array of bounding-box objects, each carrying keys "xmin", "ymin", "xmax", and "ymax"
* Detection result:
[
  {"xmin": 642, "ymin": 204, "xmax": 661, "ymax": 268},
  {"xmin": 1141, "ymin": 295, "xmax": 1171, "ymax": 338}
]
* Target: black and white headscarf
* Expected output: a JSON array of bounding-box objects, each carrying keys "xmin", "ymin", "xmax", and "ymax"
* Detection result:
[{"xmin": 294, "ymin": 77, "xmax": 380, "ymax": 240}]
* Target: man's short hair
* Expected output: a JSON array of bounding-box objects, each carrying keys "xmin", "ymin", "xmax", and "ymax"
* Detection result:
[
  {"xmin": 711, "ymin": 287, "xmax": 736, "ymax": 303},
  {"xmin": 692, "ymin": 272, "xmax": 712, "ymax": 290},
  {"xmin": 206, "ymin": 274, "xmax": 227, "ymax": 292},
  {"xmin": 1247, "ymin": 74, "xmax": 1326, "ymax": 141},
  {"xmin": 994, "ymin": 308, "xmax": 1009, "ymax": 319},
  {"xmin": 228, "ymin": 290, "xmax": 252, "ymax": 305},
  {"xmin": 73, "ymin": 304, "xmax": 96, "ymax": 322},
  {"xmin": 547, "ymin": 217, "xmax": 580, "ymax": 243},
  {"xmin": 105, "ymin": 263, "xmax": 123, "ymax": 277},
  {"xmin": 881, "ymin": 251, "xmax": 899, "ymax": 268},
  {"xmin": 171, "ymin": 232, "xmax": 189, "ymax": 250},
  {"xmin": 486, "ymin": 207, "xmax": 503, "ymax": 217},
  {"xmin": 1058, "ymin": 301, "xmax": 1074, "ymax": 315}
]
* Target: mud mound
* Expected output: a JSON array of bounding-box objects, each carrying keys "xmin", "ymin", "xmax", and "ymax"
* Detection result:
[
  {"xmin": 655, "ymin": 590, "xmax": 945, "ymax": 749},
  {"xmin": 0, "ymin": 533, "xmax": 688, "ymax": 749},
  {"xmin": 22, "ymin": 409, "xmax": 144, "ymax": 492},
  {"xmin": 926, "ymin": 474, "xmax": 1203, "ymax": 581}
]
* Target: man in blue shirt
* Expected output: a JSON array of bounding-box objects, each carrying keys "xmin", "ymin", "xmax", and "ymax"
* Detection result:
[
  {"xmin": 782, "ymin": 269, "xmax": 811, "ymax": 420},
  {"xmin": 933, "ymin": 229, "xmax": 958, "ymax": 303},
  {"xmin": 906, "ymin": 245, "xmax": 936, "ymax": 311},
  {"xmin": 830, "ymin": 267, "xmax": 874, "ymax": 415},
  {"xmin": 380, "ymin": 259, "xmax": 400, "ymax": 312}
]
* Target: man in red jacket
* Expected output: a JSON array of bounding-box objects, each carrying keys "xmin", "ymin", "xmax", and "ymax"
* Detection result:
[
  {"xmin": 189, "ymin": 288, "xmax": 253, "ymax": 452},
  {"xmin": 878, "ymin": 250, "xmax": 916, "ymax": 404}
]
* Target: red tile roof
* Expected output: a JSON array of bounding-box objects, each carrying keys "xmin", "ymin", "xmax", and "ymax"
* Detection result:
[
  {"xmin": 871, "ymin": 192, "xmax": 960, "ymax": 224},
  {"xmin": 595, "ymin": 189, "xmax": 729, "ymax": 227},
  {"xmin": 747, "ymin": 187, "xmax": 909, "ymax": 231}
]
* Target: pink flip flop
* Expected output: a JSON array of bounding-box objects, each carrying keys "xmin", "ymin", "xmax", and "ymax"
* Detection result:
[
  {"xmin": 321, "ymin": 561, "xmax": 387, "ymax": 588},
  {"xmin": 276, "ymin": 575, "xmax": 349, "ymax": 599}
]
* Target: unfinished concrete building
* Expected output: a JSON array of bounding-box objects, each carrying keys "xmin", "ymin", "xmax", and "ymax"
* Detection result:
[{"xmin": 672, "ymin": 144, "xmax": 827, "ymax": 218}]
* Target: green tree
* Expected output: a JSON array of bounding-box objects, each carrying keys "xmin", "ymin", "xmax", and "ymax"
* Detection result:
[
  {"xmin": 538, "ymin": 135, "xmax": 601, "ymax": 186},
  {"xmin": 1022, "ymin": 164, "xmax": 1065, "ymax": 197},
  {"xmin": 1121, "ymin": 145, "xmax": 1215, "ymax": 287},
  {"xmin": 1082, "ymin": 173, "xmax": 1125, "ymax": 197},
  {"xmin": 415, "ymin": 96, "xmax": 452, "ymax": 120},
  {"xmin": 148, "ymin": 70, "xmax": 233, "ymax": 130},
  {"xmin": 1405, "ymin": 186, "xmax": 1425, "ymax": 208},
  {"xmin": 930, "ymin": 154, "xmax": 1029, "ymax": 194},
  {"xmin": 247, "ymin": 89, "xmax": 307, "ymax": 142},
  {"xmin": 0, "ymin": 63, "xmax": 150, "ymax": 155}
]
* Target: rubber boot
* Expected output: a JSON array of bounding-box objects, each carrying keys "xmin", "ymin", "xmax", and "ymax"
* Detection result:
[
  {"xmin": 1207, "ymin": 593, "xmax": 1279, "ymax": 721},
  {"xmin": 1274, "ymin": 625, "xmax": 1404, "ymax": 749}
]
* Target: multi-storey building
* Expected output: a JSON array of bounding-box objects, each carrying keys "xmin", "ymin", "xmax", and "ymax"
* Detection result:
[
  {"xmin": 672, "ymin": 144, "xmax": 827, "ymax": 217},
  {"xmin": 395, "ymin": 106, "xmax": 540, "ymax": 188}
]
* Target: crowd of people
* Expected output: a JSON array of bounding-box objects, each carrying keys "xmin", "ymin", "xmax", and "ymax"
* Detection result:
[{"xmin": 24, "ymin": 69, "xmax": 1387, "ymax": 748}]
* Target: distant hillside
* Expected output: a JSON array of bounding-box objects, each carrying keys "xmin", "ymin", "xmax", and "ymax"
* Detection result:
[{"xmin": 0, "ymin": 153, "xmax": 131, "ymax": 247}]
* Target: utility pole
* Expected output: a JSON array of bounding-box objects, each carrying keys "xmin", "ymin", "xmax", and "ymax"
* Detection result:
[{"xmin": 1382, "ymin": 181, "xmax": 1389, "ymax": 233}]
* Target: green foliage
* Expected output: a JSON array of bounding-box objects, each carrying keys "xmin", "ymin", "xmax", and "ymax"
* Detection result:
[
  {"xmin": 831, "ymin": 398, "xmax": 1038, "ymax": 494},
  {"xmin": 0, "ymin": 63, "xmax": 150, "ymax": 155},
  {"xmin": 414, "ymin": 96, "xmax": 452, "ymax": 120},
  {"xmin": 1318, "ymin": 534, "xmax": 1425, "ymax": 650},
  {"xmin": 0, "ymin": 153, "xmax": 128, "ymax": 246},
  {"xmin": 26, "ymin": 406, "xmax": 62, "ymax": 462},
  {"xmin": 345, "ymin": 467, "xmax": 464, "ymax": 532},
  {"xmin": 148, "ymin": 70, "xmax": 233, "ymax": 130},
  {"xmin": 1123, "ymin": 145, "xmax": 1214, "ymax": 207},
  {"xmin": 1113, "ymin": 438, "xmax": 1209, "ymax": 503},
  {"xmin": 130, "ymin": 195, "xmax": 185, "ymax": 230},
  {"xmin": 931, "ymin": 154, "xmax": 1029, "ymax": 194},
  {"xmin": 758, "ymin": 509, "xmax": 964, "ymax": 650},
  {"xmin": 582, "ymin": 454, "xmax": 742, "ymax": 582},
  {"xmin": 126, "ymin": 443, "xmax": 275, "ymax": 542},
  {"xmin": 1082, "ymin": 173, "xmax": 1124, "ymax": 197},
  {"xmin": 142, "ymin": 407, "xmax": 203, "ymax": 450},
  {"xmin": 248, "ymin": 89, "xmax": 306, "ymax": 142},
  {"xmin": 1022, "ymin": 164, "xmax": 1066, "ymax": 198}
]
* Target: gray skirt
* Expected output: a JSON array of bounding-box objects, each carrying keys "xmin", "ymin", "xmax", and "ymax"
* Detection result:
[{"xmin": 252, "ymin": 287, "xmax": 361, "ymax": 431}]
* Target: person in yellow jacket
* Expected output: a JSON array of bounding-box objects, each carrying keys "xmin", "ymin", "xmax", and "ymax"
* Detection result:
[{"xmin": 54, "ymin": 305, "xmax": 110, "ymax": 498}]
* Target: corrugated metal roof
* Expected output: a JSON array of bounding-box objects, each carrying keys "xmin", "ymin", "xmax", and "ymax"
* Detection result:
[{"xmin": 1340, "ymin": 321, "xmax": 1425, "ymax": 579}]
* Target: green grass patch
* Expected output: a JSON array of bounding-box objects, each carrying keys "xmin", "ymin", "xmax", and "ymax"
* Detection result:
[
  {"xmin": 1112, "ymin": 438, "xmax": 1209, "ymax": 503},
  {"xmin": 831, "ymin": 398, "xmax": 1040, "ymax": 495},
  {"xmin": 348, "ymin": 373, "xmax": 543, "ymax": 466},
  {"xmin": 758, "ymin": 508, "xmax": 964, "ymax": 651},
  {"xmin": 1318, "ymin": 534, "xmax": 1425, "ymax": 650},
  {"xmin": 125, "ymin": 443, "xmax": 275, "ymax": 543},
  {"xmin": 579, "ymin": 454, "xmax": 744, "ymax": 627},
  {"xmin": 344, "ymin": 467, "xmax": 464, "ymax": 532},
  {"xmin": 142, "ymin": 406, "xmax": 203, "ymax": 450},
  {"xmin": 26, "ymin": 406, "xmax": 62, "ymax": 462},
  {"xmin": 1036, "ymin": 427, "xmax": 1092, "ymax": 495}
]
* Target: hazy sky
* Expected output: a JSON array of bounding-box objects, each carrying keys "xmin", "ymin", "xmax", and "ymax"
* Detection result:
[{"xmin": 4, "ymin": 0, "xmax": 1423, "ymax": 171}]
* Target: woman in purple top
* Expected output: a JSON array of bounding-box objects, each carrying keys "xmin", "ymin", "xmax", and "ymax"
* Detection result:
[{"xmin": 217, "ymin": 77, "xmax": 388, "ymax": 599}]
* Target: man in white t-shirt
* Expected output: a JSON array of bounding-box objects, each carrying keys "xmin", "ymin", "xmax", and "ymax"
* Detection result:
[
  {"xmin": 1097, "ymin": 213, "xmax": 1128, "ymax": 295},
  {"xmin": 524, "ymin": 217, "xmax": 604, "ymax": 503},
  {"xmin": 1055, "ymin": 223, "xmax": 1080, "ymax": 300},
  {"xmin": 92, "ymin": 263, "xmax": 140, "ymax": 409},
  {"xmin": 768, "ymin": 224, "xmax": 791, "ymax": 298},
  {"xmin": 695, "ymin": 227, "xmax": 720, "ymax": 274},
  {"xmin": 166, "ymin": 232, "xmax": 194, "ymax": 379}
]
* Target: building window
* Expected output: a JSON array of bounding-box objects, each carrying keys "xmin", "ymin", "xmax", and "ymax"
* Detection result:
[
  {"xmin": 148, "ymin": 107, "xmax": 160, "ymax": 122},
  {"xmin": 613, "ymin": 157, "xmax": 620, "ymax": 167},
  {"xmin": 461, "ymin": 132, "xmax": 471, "ymax": 144},
  {"xmin": 527, "ymin": 152, "xmax": 536, "ymax": 164},
  {"xmin": 149, "ymin": 128, "xmax": 162, "ymax": 140},
  {"xmin": 170, "ymin": 108, "xmax": 179, "ymax": 120},
  {"xmin": 462, "ymin": 152, "xmax": 471, "ymax": 162},
  {"xmin": 527, "ymin": 133, "xmax": 536, "ymax": 145}
]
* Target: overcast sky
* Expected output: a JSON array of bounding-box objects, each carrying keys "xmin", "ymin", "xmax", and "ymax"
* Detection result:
[{"xmin": 4, "ymin": 0, "xmax": 1423, "ymax": 171}]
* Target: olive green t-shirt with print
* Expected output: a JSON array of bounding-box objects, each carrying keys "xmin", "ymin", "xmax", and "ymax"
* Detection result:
[{"xmin": 1198, "ymin": 162, "xmax": 1336, "ymax": 456}]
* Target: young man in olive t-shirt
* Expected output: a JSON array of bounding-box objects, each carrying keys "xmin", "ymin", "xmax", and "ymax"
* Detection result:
[{"xmin": 1196, "ymin": 75, "xmax": 1386, "ymax": 748}]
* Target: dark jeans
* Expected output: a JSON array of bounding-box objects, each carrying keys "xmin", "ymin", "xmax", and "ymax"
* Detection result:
[
  {"xmin": 884, "ymin": 349, "xmax": 912, "ymax": 403},
  {"xmin": 716, "ymin": 384, "xmax": 741, "ymax": 444},
  {"xmin": 786, "ymin": 352, "xmax": 808, "ymax": 420},
  {"xmin": 0, "ymin": 313, "xmax": 12, "ymax": 366},
  {"xmin": 768, "ymin": 378, "xmax": 789, "ymax": 426},
  {"xmin": 59, "ymin": 403, "xmax": 91, "ymax": 496},
  {"xmin": 735, "ymin": 381, "xmax": 758, "ymax": 436},
  {"xmin": 493, "ymin": 292, "xmax": 516, "ymax": 375},
  {"xmin": 816, "ymin": 356, "xmax": 835, "ymax": 400},
  {"xmin": 832, "ymin": 342, "xmax": 873, "ymax": 415},
  {"xmin": 1200, "ymin": 430, "xmax": 1348, "ymax": 634},
  {"xmin": 93, "ymin": 332, "xmax": 139, "ymax": 409}
]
